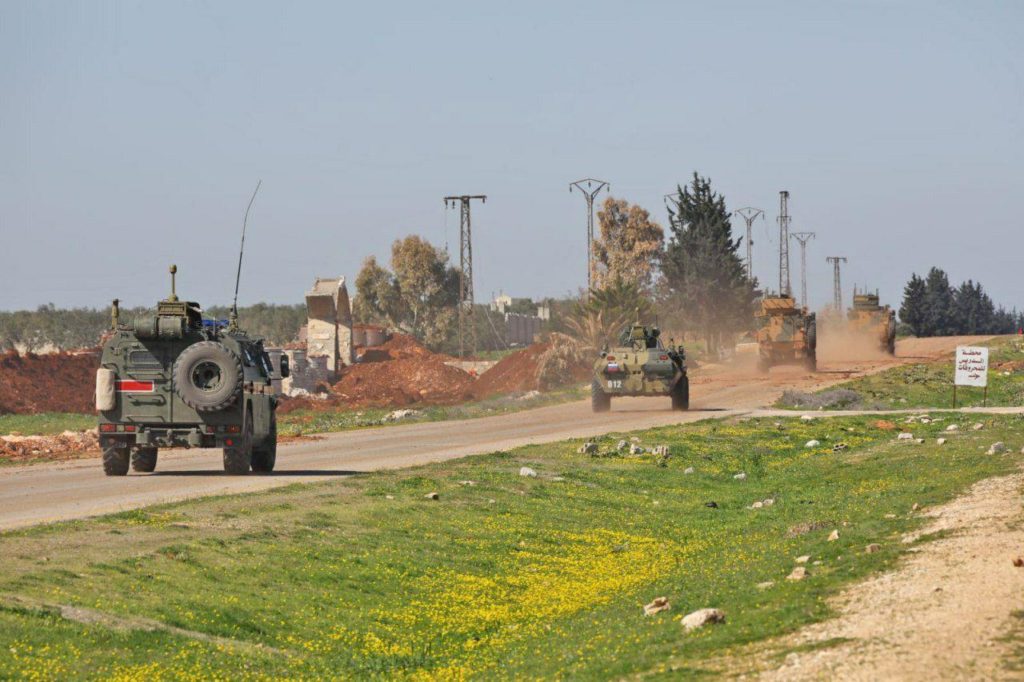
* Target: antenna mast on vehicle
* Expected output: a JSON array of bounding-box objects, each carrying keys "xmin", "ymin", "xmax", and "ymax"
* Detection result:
[{"xmin": 231, "ymin": 180, "xmax": 262, "ymax": 330}]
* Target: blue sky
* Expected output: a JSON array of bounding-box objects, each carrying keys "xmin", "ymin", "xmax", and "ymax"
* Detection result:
[{"xmin": 1, "ymin": 0, "xmax": 1021, "ymax": 312}]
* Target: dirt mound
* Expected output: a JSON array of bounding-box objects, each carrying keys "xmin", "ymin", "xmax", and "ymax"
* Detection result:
[
  {"xmin": 0, "ymin": 351, "xmax": 99, "ymax": 415},
  {"xmin": 332, "ymin": 356, "xmax": 474, "ymax": 408},
  {"xmin": 357, "ymin": 333, "xmax": 456, "ymax": 363},
  {"xmin": 473, "ymin": 336, "xmax": 590, "ymax": 398}
]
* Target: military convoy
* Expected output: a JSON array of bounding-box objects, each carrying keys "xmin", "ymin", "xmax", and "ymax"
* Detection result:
[
  {"xmin": 847, "ymin": 289, "xmax": 896, "ymax": 355},
  {"xmin": 591, "ymin": 322, "xmax": 689, "ymax": 412},
  {"xmin": 755, "ymin": 295, "xmax": 817, "ymax": 373},
  {"xmin": 95, "ymin": 266, "xmax": 286, "ymax": 476}
]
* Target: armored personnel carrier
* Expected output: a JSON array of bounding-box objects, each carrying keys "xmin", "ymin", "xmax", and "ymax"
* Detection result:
[
  {"xmin": 95, "ymin": 266, "xmax": 287, "ymax": 476},
  {"xmin": 591, "ymin": 323, "xmax": 688, "ymax": 412},
  {"xmin": 847, "ymin": 290, "xmax": 896, "ymax": 355},
  {"xmin": 755, "ymin": 295, "xmax": 817, "ymax": 372}
]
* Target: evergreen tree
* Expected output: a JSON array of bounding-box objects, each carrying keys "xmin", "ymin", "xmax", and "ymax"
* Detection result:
[
  {"xmin": 951, "ymin": 280, "xmax": 995, "ymax": 335},
  {"xmin": 922, "ymin": 267, "xmax": 956, "ymax": 336},
  {"xmin": 659, "ymin": 173, "xmax": 758, "ymax": 355},
  {"xmin": 899, "ymin": 273, "xmax": 927, "ymax": 337}
]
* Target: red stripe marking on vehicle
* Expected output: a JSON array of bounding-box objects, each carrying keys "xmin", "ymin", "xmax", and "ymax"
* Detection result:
[{"xmin": 116, "ymin": 380, "xmax": 155, "ymax": 393}]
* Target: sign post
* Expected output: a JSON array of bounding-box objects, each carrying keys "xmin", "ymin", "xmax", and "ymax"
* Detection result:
[{"xmin": 954, "ymin": 346, "xmax": 989, "ymax": 408}]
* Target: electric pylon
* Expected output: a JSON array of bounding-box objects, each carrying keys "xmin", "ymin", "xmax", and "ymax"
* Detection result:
[
  {"xmin": 569, "ymin": 178, "xmax": 609, "ymax": 292},
  {"xmin": 444, "ymin": 194, "xmax": 486, "ymax": 357},
  {"xmin": 790, "ymin": 232, "xmax": 815, "ymax": 309},
  {"xmin": 826, "ymin": 256, "xmax": 848, "ymax": 312}
]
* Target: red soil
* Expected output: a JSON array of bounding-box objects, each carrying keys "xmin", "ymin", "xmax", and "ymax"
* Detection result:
[
  {"xmin": 0, "ymin": 351, "xmax": 99, "ymax": 415},
  {"xmin": 471, "ymin": 343, "xmax": 553, "ymax": 398}
]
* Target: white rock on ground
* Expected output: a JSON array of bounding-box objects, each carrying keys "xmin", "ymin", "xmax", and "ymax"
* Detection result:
[
  {"xmin": 795, "ymin": 555, "xmax": 811, "ymax": 564},
  {"xmin": 972, "ymin": 423, "xmax": 985, "ymax": 431},
  {"xmin": 424, "ymin": 492, "xmax": 439, "ymax": 500},
  {"xmin": 681, "ymin": 608, "xmax": 725, "ymax": 631},
  {"xmin": 629, "ymin": 444, "xmax": 645, "ymax": 456},
  {"xmin": 577, "ymin": 442, "xmax": 598, "ymax": 454},
  {"xmin": 987, "ymin": 442, "xmax": 1007, "ymax": 455},
  {"xmin": 865, "ymin": 543, "xmax": 881, "ymax": 554},
  {"xmin": 946, "ymin": 424, "xmax": 960, "ymax": 432},
  {"xmin": 751, "ymin": 501, "xmax": 764, "ymax": 509},
  {"xmin": 937, "ymin": 438, "xmax": 947, "ymax": 445},
  {"xmin": 787, "ymin": 566, "xmax": 807, "ymax": 581},
  {"xmin": 616, "ymin": 440, "xmax": 628, "ymax": 452},
  {"xmin": 897, "ymin": 433, "xmax": 914, "ymax": 441},
  {"xmin": 828, "ymin": 529, "xmax": 840, "ymax": 541},
  {"xmin": 733, "ymin": 472, "xmax": 747, "ymax": 481},
  {"xmin": 801, "ymin": 415, "xmax": 815, "ymax": 421},
  {"xmin": 684, "ymin": 467, "xmax": 695, "ymax": 475},
  {"xmin": 763, "ymin": 498, "xmax": 775, "ymax": 506},
  {"xmin": 805, "ymin": 440, "xmax": 821, "ymax": 448},
  {"xmin": 757, "ymin": 581, "xmax": 775, "ymax": 590},
  {"xmin": 519, "ymin": 467, "xmax": 537, "ymax": 477}
]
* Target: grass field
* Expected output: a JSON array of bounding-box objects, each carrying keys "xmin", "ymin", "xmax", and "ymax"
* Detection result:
[
  {"xmin": 0, "ymin": 412, "xmax": 97, "ymax": 436},
  {"xmin": 1, "ymin": 412, "xmax": 1020, "ymax": 679},
  {"xmin": 779, "ymin": 336, "xmax": 1024, "ymax": 411}
]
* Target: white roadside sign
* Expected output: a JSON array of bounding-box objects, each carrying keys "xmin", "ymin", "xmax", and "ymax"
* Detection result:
[{"xmin": 955, "ymin": 346, "xmax": 989, "ymax": 387}]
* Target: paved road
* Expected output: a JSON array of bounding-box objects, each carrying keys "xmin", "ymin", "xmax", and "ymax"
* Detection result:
[{"xmin": 0, "ymin": 336, "xmax": 996, "ymax": 530}]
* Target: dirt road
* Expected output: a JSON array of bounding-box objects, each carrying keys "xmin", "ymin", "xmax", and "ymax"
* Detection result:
[
  {"xmin": 0, "ymin": 336, "xmax": 987, "ymax": 530},
  {"xmin": 758, "ymin": 468, "xmax": 1024, "ymax": 681}
]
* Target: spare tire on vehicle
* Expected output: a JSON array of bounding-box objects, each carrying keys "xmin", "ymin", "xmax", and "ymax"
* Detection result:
[{"xmin": 173, "ymin": 341, "xmax": 243, "ymax": 412}]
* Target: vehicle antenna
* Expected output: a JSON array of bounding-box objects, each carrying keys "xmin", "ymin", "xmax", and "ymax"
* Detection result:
[{"xmin": 231, "ymin": 180, "xmax": 262, "ymax": 330}]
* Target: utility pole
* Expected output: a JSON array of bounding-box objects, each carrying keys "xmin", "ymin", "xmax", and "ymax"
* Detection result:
[
  {"xmin": 777, "ymin": 191, "xmax": 792, "ymax": 297},
  {"xmin": 790, "ymin": 232, "xmax": 816, "ymax": 310},
  {"xmin": 569, "ymin": 178, "xmax": 609, "ymax": 292},
  {"xmin": 826, "ymin": 256, "xmax": 848, "ymax": 312},
  {"xmin": 733, "ymin": 207, "xmax": 764, "ymax": 277},
  {"xmin": 444, "ymin": 194, "xmax": 487, "ymax": 358}
]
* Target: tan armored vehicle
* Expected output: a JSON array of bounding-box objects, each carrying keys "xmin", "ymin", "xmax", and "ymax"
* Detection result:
[
  {"xmin": 755, "ymin": 296, "xmax": 817, "ymax": 372},
  {"xmin": 847, "ymin": 290, "xmax": 896, "ymax": 355},
  {"xmin": 591, "ymin": 323, "xmax": 689, "ymax": 412}
]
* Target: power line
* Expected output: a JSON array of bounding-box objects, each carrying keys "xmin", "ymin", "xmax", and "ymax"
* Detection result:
[
  {"xmin": 444, "ymin": 194, "xmax": 486, "ymax": 358},
  {"xmin": 790, "ymin": 232, "xmax": 816, "ymax": 309},
  {"xmin": 826, "ymin": 256, "xmax": 848, "ymax": 311},
  {"xmin": 733, "ymin": 207, "xmax": 765, "ymax": 277},
  {"xmin": 569, "ymin": 178, "xmax": 610, "ymax": 293}
]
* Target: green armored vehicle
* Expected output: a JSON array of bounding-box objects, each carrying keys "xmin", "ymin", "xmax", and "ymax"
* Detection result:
[
  {"xmin": 95, "ymin": 266, "xmax": 288, "ymax": 476},
  {"xmin": 591, "ymin": 323, "xmax": 689, "ymax": 412}
]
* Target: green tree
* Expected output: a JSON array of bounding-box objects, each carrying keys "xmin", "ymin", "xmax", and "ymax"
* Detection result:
[
  {"xmin": 565, "ymin": 279, "xmax": 653, "ymax": 350},
  {"xmin": 352, "ymin": 256, "xmax": 403, "ymax": 327},
  {"xmin": 660, "ymin": 173, "xmax": 758, "ymax": 355},
  {"xmin": 593, "ymin": 198, "xmax": 664, "ymax": 292},
  {"xmin": 899, "ymin": 273, "xmax": 927, "ymax": 337},
  {"xmin": 352, "ymin": 237, "xmax": 459, "ymax": 350},
  {"xmin": 951, "ymin": 280, "xmax": 994, "ymax": 335},
  {"xmin": 922, "ymin": 267, "xmax": 956, "ymax": 336}
]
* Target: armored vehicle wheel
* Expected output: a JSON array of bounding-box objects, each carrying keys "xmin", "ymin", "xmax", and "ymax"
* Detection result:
[
  {"xmin": 102, "ymin": 445, "xmax": 130, "ymax": 476},
  {"xmin": 223, "ymin": 411, "xmax": 252, "ymax": 475},
  {"xmin": 591, "ymin": 379, "xmax": 611, "ymax": 413},
  {"xmin": 806, "ymin": 319, "xmax": 818, "ymax": 351},
  {"xmin": 173, "ymin": 341, "xmax": 243, "ymax": 412},
  {"xmin": 671, "ymin": 377, "xmax": 690, "ymax": 411},
  {"xmin": 251, "ymin": 414, "xmax": 277, "ymax": 473},
  {"xmin": 131, "ymin": 446, "xmax": 158, "ymax": 473}
]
